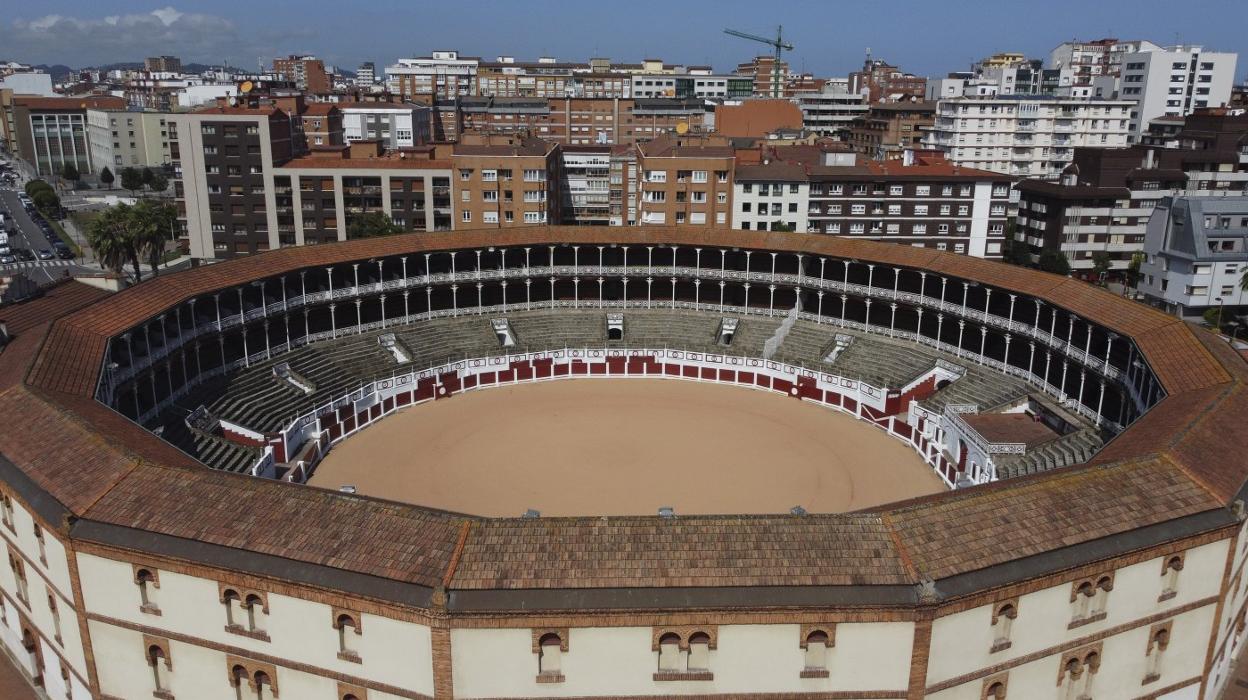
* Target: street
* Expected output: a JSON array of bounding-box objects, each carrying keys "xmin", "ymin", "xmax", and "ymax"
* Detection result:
[{"xmin": 0, "ymin": 189, "xmax": 96, "ymax": 285}]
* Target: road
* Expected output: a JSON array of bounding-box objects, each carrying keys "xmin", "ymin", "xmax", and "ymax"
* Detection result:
[{"xmin": 0, "ymin": 189, "xmax": 95, "ymax": 285}]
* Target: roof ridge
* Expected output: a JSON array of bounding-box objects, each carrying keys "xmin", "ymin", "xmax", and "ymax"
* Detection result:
[
  {"xmin": 442, "ymin": 520, "xmax": 472, "ymax": 588},
  {"xmin": 880, "ymin": 512, "xmax": 921, "ymax": 583}
]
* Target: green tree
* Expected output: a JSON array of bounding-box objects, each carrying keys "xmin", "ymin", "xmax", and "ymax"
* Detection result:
[
  {"xmin": 147, "ymin": 171, "xmax": 169, "ymax": 193},
  {"xmin": 61, "ymin": 163, "xmax": 80, "ymax": 183},
  {"xmin": 25, "ymin": 179, "xmax": 53, "ymax": 197},
  {"xmin": 1091, "ymin": 252, "xmax": 1113, "ymax": 282},
  {"xmin": 131, "ymin": 199, "xmax": 178, "ymax": 275},
  {"xmin": 346, "ymin": 212, "xmax": 403, "ymax": 239},
  {"xmin": 1203, "ymin": 307, "xmax": 1224, "ymax": 330},
  {"xmin": 1126, "ymin": 252, "xmax": 1145, "ymax": 290},
  {"xmin": 1002, "ymin": 238, "xmax": 1032, "ymax": 266},
  {"xmin": 120, "ymin": 167, "xmax": 143, "ymax": 194},
  {"xmin": 141, "ymin": 167, "xmax": 154, "ymax": 186},
  {"xmin": 1037, "ymin": 250, "xmax": 1071, "ymax": 276},
  {"xmin": 98, "ymin": 167, "xmax": 115, "ymax": 187},
  {"xmin": 85, "ymin": 203, "xmax": 143, "ymax": 281},
  {"xmin": 32, "ymin": 188, "xmax": 59, "ymax": 212}
]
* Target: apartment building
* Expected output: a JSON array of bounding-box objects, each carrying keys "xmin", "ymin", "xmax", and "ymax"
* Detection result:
[
  {"xmin": 386, "ymin": 51, "xmax": 480, "ymax": 99},
  {"xmin": 170, "ymin": 106, "xmax": 294, "ymax": 258},
  {"xmin": 847, "ymin": 101, "xmax": 936, "ymax": 160},
  {"xmin": 355, "ymin": 62, "xmax": 376, "ymax": 86},
  {"xmin": 1014, "ymin": 109, "xmax": 1248, "ymax": 274},
  {"xmin": 300, "ymin": 103, "xmax": 343, "ymax": 148},
  {"xmin": 144, "ymin": 55, "xmax": 182, "ymax": 73},
  {"xmin": 848, "ymin": 58, "xmax": 926, "ymax": 103},
  {"xmin": 1118, "ymin": 45, "xmax": 1238, "ymax": 141},
  {"xmin": 714, "ymin": 99, "xmax": 804, "ymax": 139},
  {"xmin": 1048, "ymin": 39, "xmax": 1162, "ymax": 85},
  {"xmin": 733, "ymin": 56, "xmax": 790, "ymax": 98},
  {"xmin": 453, "ymin": 97, "xmax": 708, "ymax": 146},
  {"xmin": 1137, "ymin": 196, "xmax": 1248, "ymax": 318},
  {"xmin": 925, "ymin": 96, "xmax": 1134, "ymax": 179},
  {"xmin": 452, "ymin": 133, "xmax": 560, "ymax": 227},
  {"xmin": 635, "ymin": 134, "xmax": 734, "ymax": 226},
  {"xmin": 85, "ymin": 109, "xmax": 174, "ymax": 170},
  {"xmin": 560, "ymin": 146, "xmax": 612, "ymax": 225},
  {"xmin": 274, "ymin": 141, "xmax": 454, "ymax": 245},
  {"xmin": 927, "ymin": 64, "xmax": 1079, "ymax": 100},
  {"xmin": 272, "ymin": 55, "xmax": 331, "ymax": 94},
  {"xmin": 732, "ymin": 162, "xmax": 810, "ymax": 232},
  {"xmin": 339, "ymin": 102, "xmax": 431, "ymax": 148},
  {"xmin": 797, "ymin": 86, "xmax": 869, "ymax": 137},
  {"xmin": 4, "ymin": 95, "xmax": 126, "ymax": 176}
]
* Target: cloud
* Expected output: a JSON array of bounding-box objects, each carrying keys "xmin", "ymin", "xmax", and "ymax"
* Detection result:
[{"xmin": 1, "ymin": 7, "xmax": 302, "ymax": 67}]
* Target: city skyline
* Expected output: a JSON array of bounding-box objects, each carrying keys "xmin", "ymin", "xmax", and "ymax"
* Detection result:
[{"xmin": 2, "ymin": 0, "xmax": 1247, "ymax": 79}]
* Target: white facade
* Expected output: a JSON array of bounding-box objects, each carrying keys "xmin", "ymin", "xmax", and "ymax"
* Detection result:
[
  {"xmin": 1138, "ymin": 196, "xmax": 1248, "ymax": 318},
  {"xmin": 340, "ymin": 105, "xmax": 431, "ymax": 148},
  {"xmin": 385, "ymin": 51, "xmax": 479, "ymax": 96},
  {"xmin": 0, "ymin": 72, "xmax": 55, "ymax": 97},
  {"xmin": 1119, "ymin": 46, "xmax": 1238, "ymax": 142},
  {"xmin": 732, "ymin": 177, "xmax": 809, "ymax": 233},
  {"xmin": 925, "ymin": 97, "xmax": 1134, "ymax": 179},
  {"xmin": 798, "ymin": 87, "xmax": 869, "ymax": 136}
]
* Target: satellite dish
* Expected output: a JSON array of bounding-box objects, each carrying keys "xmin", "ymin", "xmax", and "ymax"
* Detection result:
[
  {"xmin": 228, "ymin": 97, "xmax": 238, "ymax": 107},
  {"xmin": 240, "ymin": 80, "xmax": 254, "ymax": 94},
  {"xmin": 675, "ymin": 121, "xmax": 689, "ymax": 135}
]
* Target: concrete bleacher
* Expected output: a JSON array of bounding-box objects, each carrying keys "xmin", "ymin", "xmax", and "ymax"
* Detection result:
[
  {"xmin": 154, "ymin": 308, "xmax": 1060, "ymax": 473},
  {"xmin": 157, "ymin": 416, "xmax": 262, "ymax": 474},
  {"xmin": 995, "ymin": 428, "xmax": 1104, "ymax": 480}
]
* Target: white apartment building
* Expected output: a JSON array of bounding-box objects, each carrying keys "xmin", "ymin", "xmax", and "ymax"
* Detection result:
[
  {"xmin": 797, "ymin": 86, "xmax": 868, "ymax": 136},
  {"xmin": 731, "ymin": 162, "xmax": 810, "ymax": 233},
  {"xmin": 925, "ymin": 96, "xmax": 1134, "ymax": 179},
  {"xmin": 560, "ymin": 149, "xmax": 612, "ymax": 225},
  {"xmin": 1048, "ymin": 39, "xmax": 1161, "ymax": 84},
  {"xmin": 1138, "ymin": 196, "xmax": 1248, "ymax": 319},
  {"xmin": 86, "ymin": 109, "xmax": 175, "ymax": 171},
  {"xmin": 385, "ymin": 50, "xmax": 479, "ymax": 98},
  {"xmin": 340, "ymin": 103, "xmax": 431, "ymax": 149},
  {"xmin": 1118, "ymin": 46, "xmax": 1238, "ymax": 142}
]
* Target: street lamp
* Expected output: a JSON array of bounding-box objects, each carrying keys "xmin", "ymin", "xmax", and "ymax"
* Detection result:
[{"xmin": 1215, "ymin": 296, "xmax": 1225, "ymax": 336}]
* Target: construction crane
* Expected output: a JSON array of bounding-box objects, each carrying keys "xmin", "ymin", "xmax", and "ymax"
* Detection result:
[{"xmin": 724, "ymin": 26, "xmax": 793, "ymax": 99}]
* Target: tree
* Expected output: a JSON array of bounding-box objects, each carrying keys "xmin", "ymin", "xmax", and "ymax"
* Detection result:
[
  {"xmin": 346, "ymin": 212, "xmax": 403, "ymax": 239},
  {"xmin": 25, "ymin": 179, "xmax": 52, "ymax": 197},
  {"xmin": 85, "ymin": 203, "xmax": 143, "ymax": 282},
  {"xmin": 1002, "ymin": 238, "xmax": 1032, "ymax": 267},
  {"xmin": 147, "ymin": 171, "xmax": 169, "ymax": 193},
  {"xmin": 1037, "ymin": 250, "xmax": 1071, "ymax": 276},
  {"xmin": 131, "ymin": 199, "xmax": 178, "ymax": 275},
  {"xmin": 1203, "ymin": 307, "xmax": 1224, "ymax": 330},
  {"xmin": 61, "ymin": 163, "xmax": 80, "ymax": 183},
  {"xmin": 1090, "ymin": 252, "xmax": 1113, "ymax": 282},
  {"xmin": 98, "ymin": 167, "xmax": 115, "ymax": 187},
  {"xmin": 141, "ymin": 167, "xmax": 154, "ymax": 186},
  {"xmin": 32, "ymin": 188, "xmax": 59, "ymax": 212},
  {"xmin": 120, "ymin": 167, "xmax": 143, "ymax": 194}
]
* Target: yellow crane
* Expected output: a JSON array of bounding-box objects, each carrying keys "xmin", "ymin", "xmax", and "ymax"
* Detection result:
[{"xmin": 724, "ymin": 26, "xmax": 794, "ymax": 98}]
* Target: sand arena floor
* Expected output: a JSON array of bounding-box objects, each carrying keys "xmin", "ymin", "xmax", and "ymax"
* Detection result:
[{"xmin": 309, "ymin": 379, "xmax": 945, "ymax": 516}]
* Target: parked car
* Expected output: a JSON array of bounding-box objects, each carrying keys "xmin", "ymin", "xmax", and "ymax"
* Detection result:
[
  {"xmin": 0, "ymin": 254, "xmax": 15, "ymax": 264},
  {"xmin": 56, "ymin": 247, "xmax": 74, "ymax": 260},
  {"xmin": 36, "ymin": 249, "xmax": 53, "ymax": 260},
  {"xmin": 14, "ymin": 248, "xmax": 34, "ymax": 261}
]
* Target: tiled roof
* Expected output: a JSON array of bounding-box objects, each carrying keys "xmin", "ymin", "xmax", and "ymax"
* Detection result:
[
  {"xmin": 0, "ymin": 229, "xmax": 1244, "ymax": 602},
  {"xmin": 961, "ymin": 413, "xmax": 1058, "ymax": 447}
]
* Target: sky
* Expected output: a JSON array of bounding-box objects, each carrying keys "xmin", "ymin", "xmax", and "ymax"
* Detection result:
[{"xmin": 2, "ymin": 0, "xmax": 1246, "ymax": 80}]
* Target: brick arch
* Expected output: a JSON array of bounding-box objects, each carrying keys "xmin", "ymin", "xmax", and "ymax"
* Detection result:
[{"xmin": 799, "ymin": 623, "xmax": 836, "ymax": 648}]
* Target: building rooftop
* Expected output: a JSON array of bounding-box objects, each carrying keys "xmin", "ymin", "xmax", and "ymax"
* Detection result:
[{"xmin": 962, "ymin": 413, "xmax": 1061, "ymax": 448}]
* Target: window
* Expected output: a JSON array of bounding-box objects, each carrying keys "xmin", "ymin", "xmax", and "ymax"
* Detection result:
[
  {"xmin": 222, "ymin": 587, "xmax": 268, "ymax": 640},
  {"xmin": 654, "ymin": 629, "xmax": 714, "ymax": 680},
  {"xmin": 135, "ymin": 567, "xmax": 160, "ymax": 614},
  {"xmin": 692, "ymin": 192, "xmax": 707, "ymax": 203},
  {"xmin": 888, "ymin": 204, "xmax": 901, "ymax": 215},
  {"xmin": 916, "ymin": 185, "xmax": 931, "ymax": 196},
  {"xmin": 46, "ymin": 590, "xmax": 61, "ymax": 643},
  {"xmin": 741, "ymin": 202, "xmax": 752, "ymax": 213},
  {"xmin": 0, "ymin": 493, "xmax": 13, "ymax": 529},
  {"xmin": 717, "ymin": 192, "xmax": 727, "ymax": 204},
  {"xmin": 524, "ymin": 212, "xmax": 544, "ymax": 223},
  {"xmin": 8, "ymin": 551, "xmax": 28, "ymax": 605},
  {"xmin": 1160, "ymin": 555, "xmax": 1183, "ymax": 601},
  {"xmin": 691, "ymin": 170, "xmax": 707, "ymax": 183},
  {"xmin": 914, "ymin": 204, "xmax": 928, "ymax": 215},
  {"xmin": 991, "ymin": 601, "xmax": 1017, "ymax": 652},
  {"xmin": 913, "ymin": 224, "xmax": 927, "ymax": 235},
  {"xmin": 801, "ymin": 627, "xmax": 833, "ymax": 678},
  {"xmin": 849, "ymin": 223, "xmax": 865, "ymax": 234},
  {"xmin": 1070, "ymin": 575, "xmax": 1112, "ymax": 627},
  {"xmin": 481, "ymin": 169, "xmax": 497, "ymax": 182},
  {"xmin": 458, "ymin": 169, "xmax": 472, "ymax": 181},
  {"xmin": 982, "ymin": 675, "xmax": 1008, "ymax": 699},
  {"xmin": 1059, "ymin": 647, "xmax": 1100, "ymax": 700},
  {"xmin": 201, "ymin": 125, "xmax": 216, "ymax": 135},
  {"xmin": 536, "ymin": 632, "xmax": 565, "ymax": 682},
  {"xmin": 335, "ymin": 613, "xmax": 361, "ymax": 662},
  {"xmin": 461, "ymin": 211, "xmax": 472, "ymax": 223},
  {"xmin": 1143, "ymin": 624, "xmax": 1170, "ymax": 684},
  {"xmin": 851, "ymin": 204, "xmax": 866, "ymax": 215},
  {"xmin": 524, "ymin": 169, "xmax": 546, "ymax": 182},
  {"xmin": 147, "ymin": 642, "xmax": 172, "ymax": 698}
]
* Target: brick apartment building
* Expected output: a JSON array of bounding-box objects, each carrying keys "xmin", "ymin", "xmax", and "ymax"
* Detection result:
[
  {"xmin": 1, "ymin": 94, "xmax": 127, "ymax": 176},
  {"xmin": 272, "ymin": 55, "xmax": 332, "ymax": 94},
  {"xmin": 848, "ymin": 59, "xmax": 927, "ymax": 103},
  {"xmin": 454, "ymin": 97, "xmax": 708, "ymax": 146},
  {"xmin": 847, "ymin": 100, "xmax": 936, "ymax": 160},
  {"xmin": 452, "ymin": 133, "xmax": 561, "ymax": 227},
  {"xmin": 1014, "ymin": 108, "xmax": 1248, "ymax": 275},
  {"xmin": 635, "ymin": 134, "xmax": 735, "ymax": 226}
]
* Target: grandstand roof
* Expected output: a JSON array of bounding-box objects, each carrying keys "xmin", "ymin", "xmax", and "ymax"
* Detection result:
[{"xmin": 1, "ymin": 228, "xmax": 1244, "ymax": 610}]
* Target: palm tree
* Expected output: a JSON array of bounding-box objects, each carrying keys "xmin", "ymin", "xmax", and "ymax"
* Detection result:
[
  {"xmin": 85, "ymin": 204, "xmax": 143, "ymax": 282},
  {"xmin": 132, "ymin": 200, "xmax": 177, "ymax": 275}
]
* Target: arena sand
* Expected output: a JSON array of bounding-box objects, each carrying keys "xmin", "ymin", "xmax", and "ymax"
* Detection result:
[{"xmin": 309, "ymin": 378, "xmax": 945, "ymax": 516}]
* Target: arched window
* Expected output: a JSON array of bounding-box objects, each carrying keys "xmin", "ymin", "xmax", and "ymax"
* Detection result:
[
  {"xmin": 243, "ymin": 594, "xmax": 264, "ymax": 632},
  {"xmin": 147, "ymin": 644, "xmax": 170, "ymax": 693},
  {"xmin": 1144, "ymin": 626, "xmax": 1170, "ymax": 684},
  {"xmin": 230, "ymin": 664, "xmax": 249, "ymax": 700},
  {"xmin": 9, "ymin": 553, "xmax": 28, "ymax": 604},
  {"xmin": 657, "ymin": 632, "xmax": 682, "ymax": 671},
  {"xmin": 47, "ymin": 593, "xmax": 61, "ymax": 642},
  {"xmin": 804, "ymin": 630, "xmax": 829, "ymax": 671},
  {"xmin": 538, "ymin": 633, "xmax": 562, "ymax": 676},
  {"xmin": 983, "ymin": 680, "xmax": 1006, "ymax": 699},
  {"xmin": 136, "ymin": 569, "xmax": 158, "ymax": 611},
  {"xmin": 253, "ymin": 670, "xmax": 274, "ymax": 700},
  {"xmin": 992, "ymin": 602, "xmax": 1017, "ymax": 650},
  {"xmin": 222, "ymin": 589, "xmax": 242, "ymax": 627},
  {"xmin": 1161, "ymin": 556, "xmax": 1183, "ymax": 600},
  {"xmin": 687, "ymin": 632, "xmax": 711, "ymax": 671},
  {"xmin": 337, "ymin": 614, "xmax": 359, "ymax": 658}
]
